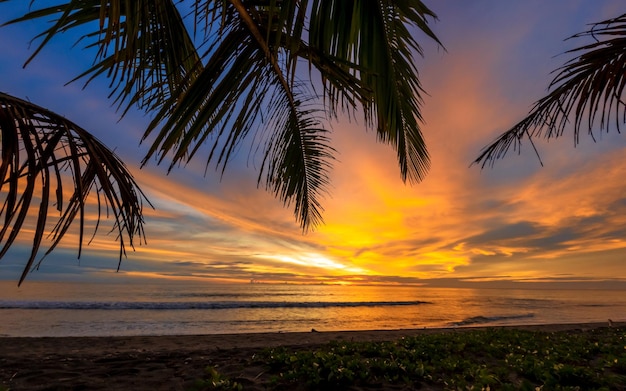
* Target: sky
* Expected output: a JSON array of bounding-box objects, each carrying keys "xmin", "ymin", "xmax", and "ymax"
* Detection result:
[{"xmin": 1, "ymin": 1, "xmax": 626, "ymax": 288}]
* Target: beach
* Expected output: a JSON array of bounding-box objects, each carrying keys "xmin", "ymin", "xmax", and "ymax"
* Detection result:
[{"xmin": 1, "ymin": 322, "xmax": 621, "ymax": 390}]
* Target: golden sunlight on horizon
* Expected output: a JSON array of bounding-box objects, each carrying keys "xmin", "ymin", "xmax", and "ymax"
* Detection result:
[{"xmin": 2, "ymin": 1, "xmax": 626, "ymax": 288}]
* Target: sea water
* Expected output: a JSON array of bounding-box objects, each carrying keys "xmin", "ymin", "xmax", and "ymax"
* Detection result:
[{"xmin": 0, "ymin": 281, "xmax": 624, "ymax": 337}]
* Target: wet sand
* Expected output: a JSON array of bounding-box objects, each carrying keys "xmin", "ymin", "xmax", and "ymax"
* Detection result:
[{"xmin": 0, "ymin": 322, "xmax": 619, "ymax": 390}]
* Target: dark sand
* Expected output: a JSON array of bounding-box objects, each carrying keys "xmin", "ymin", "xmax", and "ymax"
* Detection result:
[{"xmin": 0, "ymin": 322, "xmax": 619, "ymax": 390}]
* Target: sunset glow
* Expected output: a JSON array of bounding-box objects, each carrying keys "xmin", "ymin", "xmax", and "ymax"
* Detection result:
[{"xmin": 1, "ymin": 1, "xmax": 626, "ymax": 288}]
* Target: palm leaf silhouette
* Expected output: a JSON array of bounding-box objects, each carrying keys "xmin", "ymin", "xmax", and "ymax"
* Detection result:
[
  {"xmin": 474, "ymin": 13, "xmax": 626, "ymax": 167},
  {"xmin": 0, "ymin": 92, "xmax": 149, "ymax": 285},
  {"xmin": 5, "ymin": 0, "xmax": 442, "ymax": 231}
]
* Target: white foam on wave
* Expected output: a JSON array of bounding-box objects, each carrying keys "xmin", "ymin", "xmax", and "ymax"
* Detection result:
[{"xmin": 0, "ymin": 300, "xmax": 432, "ymax": 310}]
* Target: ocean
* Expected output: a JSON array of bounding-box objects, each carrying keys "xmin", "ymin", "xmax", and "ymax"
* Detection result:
[{"xmin": 0, "ymin": 281, "xmax": 624, "ymax": 337}]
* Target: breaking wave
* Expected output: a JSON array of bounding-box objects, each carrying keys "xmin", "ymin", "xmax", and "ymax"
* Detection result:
[
  {"xmin": 451, "ymin": 313, "xmax": 535, "ymax": 327},
  {"xmin": 0, "ymin": 300, "xmax": 431, "ymax": 311}
]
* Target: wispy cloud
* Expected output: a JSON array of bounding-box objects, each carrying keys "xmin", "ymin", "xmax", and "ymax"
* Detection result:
[{"xmin": 1, "ymin": 1, "xmax": 625, "ymax": 286}]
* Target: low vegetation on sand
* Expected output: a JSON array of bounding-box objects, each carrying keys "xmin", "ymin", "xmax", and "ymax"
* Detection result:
[{"xmin": 191, "ymin": 327, "xmax": 626, "ymax": 390}]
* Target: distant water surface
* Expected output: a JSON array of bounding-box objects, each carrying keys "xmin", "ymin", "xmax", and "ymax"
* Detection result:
[{"xmin": 0, "ymin": 281, "xmax": 624, "ymax": 337}]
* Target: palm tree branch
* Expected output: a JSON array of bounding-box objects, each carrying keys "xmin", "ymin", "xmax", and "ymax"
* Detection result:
[
  {"xmin": 229, "ymin": 0, "xmax": 334, "ymax": 229},
  {"xmin": 141, "ymin": 2, "xmax": 334, "ymax": 230},
  {"xmin": 4, "ymin": 0, "xmax": 201, "ymax": 114},
  {"xmin": 308, "ymin": 0, "xmax": 441, "ymax": 183},
  {"xmin": 474, "ymin": 13, "xmax": 626, "ymax": 168},
  {"xmin": 141, "ymin": 27, "xmax": 262, "ymax": 168},
  {"xmin": 0, "ymin": 92, "xmax": 150, "ymax": 285},
  {"xmin": 229, "ymin": 0, "xmax": 297, "ymax": 108},
  {"xmin": 371, "ymin": 0, "xmax": 431, "ymax": 183},
  {"xmin": 259, "ymin": 95, "xmax": 335, "ymax": 230}
]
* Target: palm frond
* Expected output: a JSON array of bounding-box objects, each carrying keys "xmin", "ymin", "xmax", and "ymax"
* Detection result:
[
  {"xmin": 142, "ymin": 1, "xmax": 333, "ymax": 231},
  {"xmin": 260, "ymin": 96, "xmax": 334, "ymax": 230},
  {"xmin": 5, "ymin": 0, "xmax": 201, "ymax": 114},
  {"xmin": 229, "ymin": 0, "xmax": 334, "ymax": 229},
  {"xmin": 309, "ymin": 0, "xmax": 441, "ymax": 183},
  {"xmin": 0, "ymin": 92, "xmax": 149, "ymax": 285},
  {"xmin": 6, "ymin": 0, "xmax": 442, "ymax": 231},
  {"xmin": 474, "ymin": 13, "xmax": 626, "ymax": 168}
]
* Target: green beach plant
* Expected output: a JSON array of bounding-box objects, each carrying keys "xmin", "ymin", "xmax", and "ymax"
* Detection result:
[
  {"xmin": 189, "ymin": 366, "xmax": 243, "ymax": 391},
  {"xmin": 258, "ymin": 327, "xmax": 626, "ymax": 390},
  {"xmin": 0, "ymin": 0, "xmax": 442, "ymax": 281}
]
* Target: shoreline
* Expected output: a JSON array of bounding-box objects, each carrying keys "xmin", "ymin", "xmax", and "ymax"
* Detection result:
[
  {"xmin": 0, "ymin": 320, "xmax": 619, "ymax": 348},
  {"xmin": 0, "ymin": 322, "xmax": 622, "ymax": 390}
]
